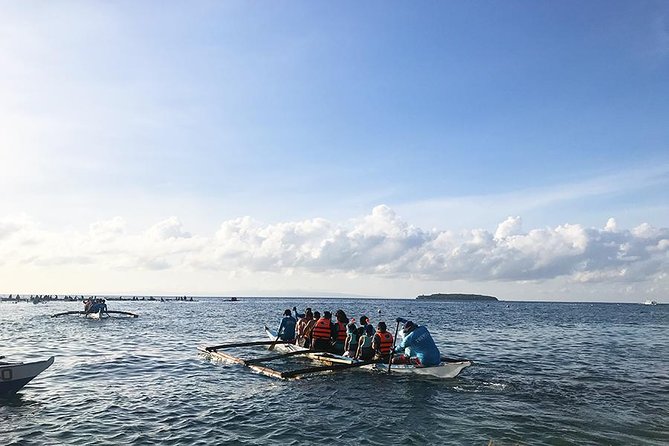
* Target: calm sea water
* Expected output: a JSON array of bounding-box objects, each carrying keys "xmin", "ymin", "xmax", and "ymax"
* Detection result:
[{"xmin": 1, "ymin": 298, "xmax": 667, "ymax": 445}]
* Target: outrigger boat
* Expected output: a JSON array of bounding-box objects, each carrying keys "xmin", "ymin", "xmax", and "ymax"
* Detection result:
[
  {"xmin": 0, "ymin": 356, "xmax": 54, "ymax": 396},
  {"xmin": 51, "ymin": 297, "xmax": 139, "ymax": 319},
  {"xmin": 263, "ymin": 326, "xmax": 472, "ymax": 378},
  {"xmin": 198, "ymin": 326, "xmax": 472, "ymax": 380},
  {"xmin": 51, "ymin": 310, "xmax": 139, "ymax": 319}
]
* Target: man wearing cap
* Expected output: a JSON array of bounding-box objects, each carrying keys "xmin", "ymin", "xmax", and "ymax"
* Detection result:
[{"xmin": 392, "ymin": 318, "xmax": 441, "ymax": 367}]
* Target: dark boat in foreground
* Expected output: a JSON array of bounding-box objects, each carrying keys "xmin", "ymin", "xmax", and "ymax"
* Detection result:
[{"xmin": 0, "ymin": 356, "xmax": 54, "ymax": 396}]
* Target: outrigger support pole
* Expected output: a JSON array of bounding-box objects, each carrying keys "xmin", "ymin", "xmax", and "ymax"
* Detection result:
[
  {"xmin": 280, "ymin": 359, "xmax": 380, "ymax": 379},
  {"xmin": 106, "ymin": 310, "xmax": 139, "ymax": 318},
  {"xmin": 244, "ymin": 350, "xmax": 314, "ymax": 364},
  {"xmin": 203, "ymin": 340, "xmax": 291, "ymax": 351},
  {"xmin": 51, "ymin": 310, "xmax": 139, "ymax": 318}
]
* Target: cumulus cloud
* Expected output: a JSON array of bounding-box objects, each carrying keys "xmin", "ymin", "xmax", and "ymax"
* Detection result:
[
  {"xmin": 0, "ymin": 206, "xmax": 668, "ymax": 287},
  {"xmin": 146, "ymin": 217, "xmax": 191, "ymax": 240},
  {"xmin": 89, "ymin": 216, "xmax": 126, "ymax": 241}
]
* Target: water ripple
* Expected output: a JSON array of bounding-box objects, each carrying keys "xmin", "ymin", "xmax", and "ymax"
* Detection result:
[{"xmin": 1, "ymin": 299, "xmax": 668, "ymax": 445}]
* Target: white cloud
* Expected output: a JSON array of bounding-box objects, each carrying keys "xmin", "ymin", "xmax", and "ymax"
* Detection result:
[
  {"xmin": 1, "ymin": 207, "xmax": 667, "ymax": 298},
  {"xmin": 89, "ymin": 216, "xmax": 126, "ymax": 241},
  {"xmin": 604, "ymin": 218, "xmax": 617, "ymax": 232},
  {"xmin": 146, "ymin": 217, "xmax": 191, "ymax": 241},
  {"xmin": 494, "ymin": 216, "xmax": 523, "ymax": 240}
]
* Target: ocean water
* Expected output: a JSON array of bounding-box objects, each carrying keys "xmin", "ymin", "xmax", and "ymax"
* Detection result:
[{"xmin": 1, "ymin": 298, "xmax": 667, "ymax": 445}]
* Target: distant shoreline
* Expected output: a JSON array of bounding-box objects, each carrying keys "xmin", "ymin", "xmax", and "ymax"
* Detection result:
[
  {"xmin": 416, "ymin": 293, "xmax": 499, "ymax": 302},
  {"xmin": 0, "ymin": 294, "xmax": 663, "ymax": 304}
]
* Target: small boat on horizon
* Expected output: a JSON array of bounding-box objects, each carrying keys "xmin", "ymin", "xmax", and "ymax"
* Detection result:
[
  {"xmin": 643, "ymin": 300, "xmax": 658, "ymax": 305},
  {"xmin": 0, "ymin": 356, "xmax": 54, "ymax": 397}
]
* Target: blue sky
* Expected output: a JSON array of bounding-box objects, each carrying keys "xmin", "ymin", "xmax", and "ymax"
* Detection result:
[{"xmin": 1, "ymin": 1, "xmax": 668, "ymax": 300}]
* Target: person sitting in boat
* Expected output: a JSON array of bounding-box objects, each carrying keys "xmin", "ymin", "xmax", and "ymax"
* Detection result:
[
  {"xmin": 332, "ymin": 310, "xmax": 349, "ymax": 355},
  {"xmin": 391, "ymin": 319, "xmax": 441, "ymax": 367},
  {"xmin": 356, "ymin": 324, "xmax": 375, "ymax": 360},
  {"xmin": 343, "ymin": 322, "xmax": 358, "ymax": 357},
  {"xmin": 359, "ymin": 315, "xmax": 373, "ymax": 335},
  {"xmin": 276, "ymin": 309, "xmax": 297, "ymax": 342},
  {"xmin": 372, "ymin": 321, "xmax": 394, "ymax": 361},
  {"xmin": 311, "ymin": 311, "xmax": 335, "ymax": 352},
  {"xmin": 85, "ymin": 298, "xmax": 108, "ymax": 314},
  {"xmin": 295, "ymin": 309, "xmax": 315, "ymax": 348},
  {"xmin": 84, "ymin": 298, "xmax": 100, "ymax": 313}
]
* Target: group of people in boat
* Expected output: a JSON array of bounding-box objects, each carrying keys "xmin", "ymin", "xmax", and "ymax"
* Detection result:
[
  {"xmin": 83, "ymin": 297, "xmax": 108, "ymax": 314},
  {"xmin": 275, "ymin": 307, "xmax": 441, "ymax": 367}
]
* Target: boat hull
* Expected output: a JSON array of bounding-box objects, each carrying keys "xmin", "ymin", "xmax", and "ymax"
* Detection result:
[
  {"xmin": 84, "ymin": 310, "xmax": 108, "ymax": 319},
  {"xmin": 0, "ymin": 356, "xmax": 55, "ymax": 396},
  {"xmin": 264, "ymin": 326, "xmax": 471, "ymax": 378}
]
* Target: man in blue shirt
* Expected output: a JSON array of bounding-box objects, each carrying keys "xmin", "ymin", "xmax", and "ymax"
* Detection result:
[
  {"xmin": 277, "ymin": 309, "xmax": 297, "ymax": 342},
  {"xmin": 392, "ymin": 318, "xmax": 441, "ymax": 367}
]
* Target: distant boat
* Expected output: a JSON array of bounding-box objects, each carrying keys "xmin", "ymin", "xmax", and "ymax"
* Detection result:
[
  {"xmin": 643, "ymin": 300, "xmax": 658, "ymax": 306},
  {"xmin": 0, "ymin": 356, "xmax": 54, "ymax": 396}
]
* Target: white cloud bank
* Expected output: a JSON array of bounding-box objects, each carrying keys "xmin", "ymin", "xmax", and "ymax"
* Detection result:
[{"xmin": 1, "ymin": 206, "xmax": 668, "ymax": 300}]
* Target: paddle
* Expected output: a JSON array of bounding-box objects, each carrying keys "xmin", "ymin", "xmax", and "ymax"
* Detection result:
[
  {"xmin": 387, "ymin": 320, "xmax": 401, "ymax": 375},
  {"xmin": 267, "ymin": 332, "xmax": 282, "ymax": 351}
]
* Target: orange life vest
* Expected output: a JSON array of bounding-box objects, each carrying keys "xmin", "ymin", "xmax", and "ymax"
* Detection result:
[
  {"xmin": 312, "ymin": 318, "xmax": 332, "ymax": 340},
  {"xmin": 336, "ymin": 321, "xmax": 347, "ymax": 342},
  {"xmin": 375, "ymin": 331, "xmax": 393, "ymax": 354}
]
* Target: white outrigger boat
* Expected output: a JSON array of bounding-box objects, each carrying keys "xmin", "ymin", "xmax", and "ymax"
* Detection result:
[
  {"xmin": 264, "ymin": 326, "xmax": 471, "ymax": 379},
  {"xmin": 198, "ymin": 327, "xmax": 471, "ymax": 380},
  {"xmin": 0, "ymin": 356, "xmax": 54, "ymax": 396},
  {"xmin": 51, "ymin": 297, "xmax": 139, "ymax": 320},
  {"xmin": 51, "ymin": 310, "xmax": 139, "ymax": 319}
]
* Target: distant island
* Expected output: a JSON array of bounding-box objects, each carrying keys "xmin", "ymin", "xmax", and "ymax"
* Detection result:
[{"xmin": 416, "ymin": 293, "xmax": 499, "ymax": 302}]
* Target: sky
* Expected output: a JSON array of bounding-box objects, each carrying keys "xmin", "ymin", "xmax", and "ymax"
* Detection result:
[{"xmin": 1, "ymin": 1, "xmax": 668, "ymax": 301}]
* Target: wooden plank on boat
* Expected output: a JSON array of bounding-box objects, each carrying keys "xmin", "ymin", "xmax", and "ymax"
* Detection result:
[
  {"xmin": 281, "ymin": 359, "xmax": 379, "ymax": 379},
  {"xmin": 203, "ymin": 340, "xmax": 290, "ymax": 351},
  {"xmin": 244, "ymin": 350, "xmax": 314, "ymax": 364}
]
